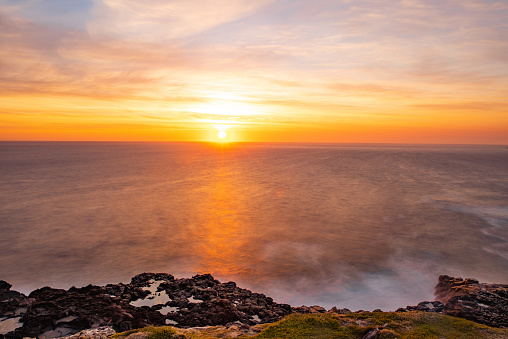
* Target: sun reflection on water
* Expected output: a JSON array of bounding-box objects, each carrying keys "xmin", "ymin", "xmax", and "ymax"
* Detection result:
[{"xmin": 188, "ymin": 150, "xmax": 257, "ymax": 279}]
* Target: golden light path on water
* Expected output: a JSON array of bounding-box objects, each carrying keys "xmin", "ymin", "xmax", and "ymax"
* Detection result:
[{"xmin": 187, "ymin": 146, "xmax": 258, "ymax": 279}]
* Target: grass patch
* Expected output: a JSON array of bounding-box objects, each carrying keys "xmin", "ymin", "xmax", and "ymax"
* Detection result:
[
  {"xmin": 347, "ymin": 311, "xmax": 403, "ymax": 324},
  {"xmin": 254, "ymin": 312, "xmax": 508, "ymax": 339},
  {"xmin": 112, "ymin": 326, "xmax": 186, "ymax": 339},
  {"xmin": 112, "ymin": 312, "xmax": 508, "ymax": 339},
  {"xmin": 247, "ymin": 314, "xmax": 371, "ymax": 339},
  {"xmin": 401, "ymin": 312, "xmax": 508, "ymax": 339}
]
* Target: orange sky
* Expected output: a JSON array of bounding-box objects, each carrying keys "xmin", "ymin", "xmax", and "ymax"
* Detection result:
[{"xmin": 1, "ymin": 0, "xmax": 507, "ymax": 144}]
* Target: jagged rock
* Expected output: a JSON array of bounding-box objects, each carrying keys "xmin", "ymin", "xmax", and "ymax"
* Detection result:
[
  {"xmin": 0, "ymin": 285, "xmax": 30, "ymax": 318},
  {"xmin": 404, "ymin": 301, "xmax": 443, "ymax": 313},
  {"xmin": 362, "ymin": 326, "xmax": 380, "ymax": 339},
  {"xmin": 130, "ymin": 273, "xmax": 175, "ymax": 287},
  {"xmin": 0, "ymin": 282, "xmax": 12, "ymax": 293},
  {"xmin": 329, "ymin": 307, "xmax": 352, "ymax": 314},
  {"xmin": 16, "ymin": 327, "xmax": 116, "ymax": 339},
  {"xmin": 4, "ymin": 283, "xmax": 165, "ymax": 338},
  {"xmin": 435, "ymin": 275, "xmax": 508, "ymax": 328},
  {"xmin": 309, "ymin": 306, "xmax": 326, "ymax": 313},
  {"xmin": 293, "ymin": 305, "xmax": 326, "ymax": 314},
  {"xmin": 142, "ymin": 273, "xmax": 293, "ymax": 328},
  {"xmin": 60, "ymin": 326, "xmax": 115, "ymax": 339},
  {"xmin": 0, "ymin": 273, "xmax": 295, "ymax": 337}
]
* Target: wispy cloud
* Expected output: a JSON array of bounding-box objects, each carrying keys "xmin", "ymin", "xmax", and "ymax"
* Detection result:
[
  {"xmin": 88, "ymin": 0, "xmax": 275, "ymax": 41},
  {"xmin": 413, "ymin": 101, "xmax": 508, "ymax": 111}
]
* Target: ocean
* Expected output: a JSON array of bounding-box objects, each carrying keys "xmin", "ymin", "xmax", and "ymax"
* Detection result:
[{"xmin": 1, "ymin": 142, "xmax": 507, "ymax": 311}]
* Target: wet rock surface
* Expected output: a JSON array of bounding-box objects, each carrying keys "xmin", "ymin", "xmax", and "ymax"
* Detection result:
[
  {"xmin": 292, "ymin": 305, "xmax": 327, "ymax": 314},
  {"xmin": 435, "ymin": 275, "xmax": 508, "ymax": 328},
  {"xmin": 0, "ymin": 273, "xmax": 292, "ymax": 338},
  {"xmin": 130, "ymin": 273, "xmax": 292, "ymax": 328},
  {"xmin": 0, "ymin": 280, "xmax": 31, "ymax": 319},
  {"xmin": 3, "ymin": 282, "xmax": 164, "ymax": 338},
  {"xmin": 395, "ymin": 300, "xmax": 444, "ymax": 313},
  {"xmin": 395, "ymin": 275, "xmax": 508, "ymax": 329}
]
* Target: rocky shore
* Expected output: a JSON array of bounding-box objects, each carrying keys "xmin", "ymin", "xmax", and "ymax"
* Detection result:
[{"xmin": 0, "ymin": 273, "xmax": 507, "ymax": 338}]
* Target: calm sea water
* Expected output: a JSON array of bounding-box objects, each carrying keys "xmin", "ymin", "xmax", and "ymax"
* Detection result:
[{"xmin": 1, "ymin": 142, "xmax": 507, "ymax": 310}]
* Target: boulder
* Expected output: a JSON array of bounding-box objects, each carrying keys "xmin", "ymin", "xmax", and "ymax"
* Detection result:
[
  {"xmin": 0, "ymin": 287, "xmax": 29, "ymax": 318},
  {"xmin": 329, "ymin": 307, "xmax": 352, "ymax": 314},
  {"xmin": 435, "ymin": 275, "xmax": 508, "ymax": 328},
  {"xmin": 404, "ymin": 301, "xmax": 443, "ymax": 313},
  {"xmin": 0, "ymin": 281, "xmax": 12, "ymax": 292}
]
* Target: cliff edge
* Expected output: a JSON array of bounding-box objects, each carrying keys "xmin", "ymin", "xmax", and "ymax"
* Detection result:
[{"xmin": 0, "ymin": 274, "xmax": 507, "ymax": 338}]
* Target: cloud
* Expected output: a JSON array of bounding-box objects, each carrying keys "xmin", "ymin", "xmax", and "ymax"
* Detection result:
[
  {"xmin": 329, "ymin": 82, "xmax": 419, "ymax": 97},
  {"xmin": 87, "ymin": 0, "xmax": 274, "ymax": 41},
  {"xmin": 1, "ymin": 0, "xmax": 507, "ymax": 142},
  {"xmin": 0, "ymin": 10, "xmax": 192, "ymax": 100},
  {"xmin": 413, "ymin": 101, "xmax": 508, "ymax": 111},
  {"xmin": 3, "ymin": 0, "xmax": 507, "ymax": 99}
]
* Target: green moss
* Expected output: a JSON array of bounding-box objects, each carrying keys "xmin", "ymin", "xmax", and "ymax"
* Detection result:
[
  {"xmin": 251, "ymin": 312, "xmax": 508, "ymax": 339},
  {"xmin": 253, "ymin": 313, "xmax": 371, "ymax": 339},
  {"xmin": 378, "ymin": 329, "xmax": 398, "ymax": 338},
  {"xmin": 112, "ymin": 326, "xmax": 186, "ymax": 339},
  {"xmin": 400, "ymin": 312, "xmax": 507, "ymax": 339},
  {"xmin": 348, "ymin": 311, "xmax": 403, "ymax": 325},
  {"xmin": 112, "ymin": 312, "xmax": 508, "ymax": 339}
]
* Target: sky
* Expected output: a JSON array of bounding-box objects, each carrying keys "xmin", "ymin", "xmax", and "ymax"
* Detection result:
[{"xmin": 0, "ymin": 0, "xmax": 507, "ymax": 143}]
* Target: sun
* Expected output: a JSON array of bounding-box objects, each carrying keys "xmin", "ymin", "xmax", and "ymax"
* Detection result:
[
  {"xmin": 212, "ymin": 124, "xmax": 233, "ymax": 142},
  {"xmin": 217, "ymin": 130, "xmax": 227, "ymax": 139}
]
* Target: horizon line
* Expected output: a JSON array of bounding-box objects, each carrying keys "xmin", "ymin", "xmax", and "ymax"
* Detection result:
[{"xmin": 1, "ymin": 140, "xmax": 506, "ymax": 147}]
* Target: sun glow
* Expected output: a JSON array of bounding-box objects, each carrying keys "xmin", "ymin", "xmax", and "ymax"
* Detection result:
[
  {"xmin": 217, "ymin": 130, "xmax": 227, "ymax": 139},
  {"xmin": 189, "ymin": 97, "xmax": 260, "ymax": 117},
  {"xmin": 212, "ymin": 124, "xmax": 233, "ymax": 142}
]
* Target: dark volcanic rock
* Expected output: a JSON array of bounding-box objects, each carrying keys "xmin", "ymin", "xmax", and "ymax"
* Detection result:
[
  {"xmin": 0, "ymin": 285, "xmax": 27, "ymax": 339},
  {"xmin": 156, "ymin": 273, "xmax": 293, "ymax": 327},
  {"xmin": 435, "ymin": 275, "xmax": 508, "ymax": 328},
  {"xmin": 0, "ymin": 273, "xmax": 293, "ymax": 338},
  {"xmin": 0, "ymin": 281, "xmax": 31, "ymax": 338},
  {"xmin": 0, "ymin": 282, "xmax": 30, "ymax": 318},
  {"xmin": 3, "ymin": 283, "xmax": 165, "ymax": 338},
  {"xmin": 293, "ymin": 305, "xmax": 327, "ymax": 314},
  {"xmin": 0, "ymin": 281, "xmax": 12, "ymax": 292},
  {"xmin": 131, "ymin": 273, "xmax": 175, "ymax": 287},
  {"xmin": 404, "ymin": 301, "xmax": 444, "ymax": 313},
  {"xmin": 329, "ymin": 307, "xmax": 352, "ymax": 314}
]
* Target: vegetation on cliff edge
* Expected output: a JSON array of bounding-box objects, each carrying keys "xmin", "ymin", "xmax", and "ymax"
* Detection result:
[{"xmin": 113, "ymin": 311, "xmax": 508, "ymax": 339}]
